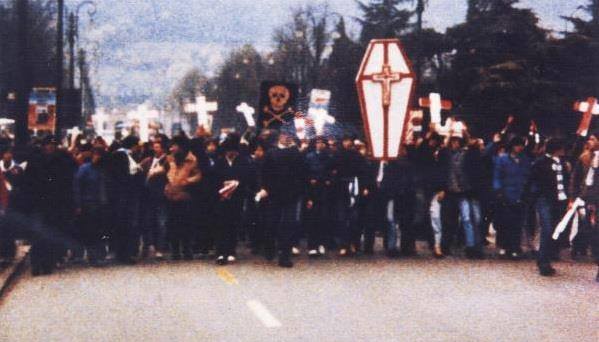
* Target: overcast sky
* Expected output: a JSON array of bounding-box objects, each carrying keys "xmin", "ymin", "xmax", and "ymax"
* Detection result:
[{"xmin": 66, "ymin": 0, "xmax": 589, "ymax": 105}]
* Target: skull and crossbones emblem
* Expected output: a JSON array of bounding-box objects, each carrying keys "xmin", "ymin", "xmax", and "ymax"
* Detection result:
[
  {"xmin": 263, "ymin": 85, "xmax": 293, "ymax": 128},
  {"xmin": 268, "ymin": 85, "xmax": 290, "ymax": 112}
]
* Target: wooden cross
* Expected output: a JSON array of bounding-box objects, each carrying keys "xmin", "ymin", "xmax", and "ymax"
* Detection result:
[
  {"xmin": 574, "ymin": 97, "xmax": 599, "ymax": 136},
  {"xmin": 185, "ymin": 95, "xmax": 218, "ymax": 132},
  {"xmin": 372, "ymin": 64, "xmax": 403, "ymax": 107},
  {"xmin": 419, "ymin": 93, "xmax": 452, "ymax": 124},
  {"xmin": 236, "ymin": 102, "xmax": 256, "ymax": 127},
  {"xmin": 129, "ymin": 104, "xmax": 159, "ymax": 142}
]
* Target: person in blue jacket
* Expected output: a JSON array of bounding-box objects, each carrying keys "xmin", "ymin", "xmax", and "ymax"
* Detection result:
[{"xmin": 493, "ymin": 137, "xmax": 531, "ymax": 259}]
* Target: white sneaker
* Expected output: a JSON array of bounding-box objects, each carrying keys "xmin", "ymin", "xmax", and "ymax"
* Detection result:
[
  {"xmin": 318, "ymin": 245, "xmax": 326, "ymax": 255},
  {"xmin": 292, "ymin": 247, "xmax": 301, "ymax": 256},
  {"xmin": 338, "ymin": 248, "xmax": 347, "ymax": 256},
  {"xmin": 227, "ymin": 255, "xmax": 236, "ymax": 263},
  {"xmin": 498, "ymin": 249, "xmax": 507, "ymax": 257},
  {"xmin": 308, "ymin": 249, "xmax": 318, "ymax": 257}
]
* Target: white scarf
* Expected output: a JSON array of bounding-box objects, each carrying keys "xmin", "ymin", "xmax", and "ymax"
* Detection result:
[
  {"xmin": 585, "ymin": 151, "xmax": 599, "ymax": 186},
  {"xmin": 0, "ymin": 160, "xmax": 16, "ymax": 173},
  {"xmin": 118, "ymin": 148, "xmax": 141, "ymax": 176},
  {"xmin": 548, "ymin": 154, "xmax": 567, "ymax": 201}
]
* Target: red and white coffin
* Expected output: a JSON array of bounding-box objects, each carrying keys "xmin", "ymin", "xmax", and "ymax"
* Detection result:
[{"xmin": 356, "ymin": 39, "xmax": 416, "ymax": 160}]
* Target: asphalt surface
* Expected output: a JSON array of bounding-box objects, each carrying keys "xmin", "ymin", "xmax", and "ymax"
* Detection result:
[{"xmin": 0, "ymin": 248, "xmax": 597, "ymax": 342}]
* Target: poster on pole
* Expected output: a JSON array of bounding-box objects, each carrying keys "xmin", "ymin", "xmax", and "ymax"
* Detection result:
[{"xmin": 28, "ymin": 87, "xmax": 57, "ymax": 133}]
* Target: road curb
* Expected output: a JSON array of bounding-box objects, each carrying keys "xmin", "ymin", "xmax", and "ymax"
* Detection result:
[{"xmin": 0, "ymin": 245, "xmax": 30, "ymax": 302}]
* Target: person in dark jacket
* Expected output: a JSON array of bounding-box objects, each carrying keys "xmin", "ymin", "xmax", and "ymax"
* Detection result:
[
  {"xmin": 493, "ymin": 137, "xmax": 531, "ymax": 259},
  {"xmin": 304, "ymin": 136, "xmax": 333, "ymax": 257},
  {"xmin": 140, "ymin": 139, "xmax": 169, "ymax": 258},
  {"xmin": 568, "ymin": 132, "xmax": 599, "ymax": 282},
  {"xmin": 380, "ymin": 145, "xmax": 417, "ymax": 257},
  {"xmin": 527, "ymin": 138, "xmax": 569, "ymax": 276},
  {"xmin": 107, "ymin": 135, "xmax": 144, "ymax": 265},
  {"xmin": 73, "ymin": 147, "xmax": 109, "ymax": 264},
  {"xmin": 25, "ymin": 136, "xmax": 77, "ymax": 275},
  {"xmin": 330, "ymin": 135, "xmax": 362, "ymax": 256},
  {"xmin": 214, "ymin": 133, "xmax": 252, "ymax": 265},
  {"xmin": 438, "ymin": 135, "xmax": 484, "ymax": 259},
  {"xmin": 258, "ymin": 129, "xmax": 306, "ymax": 267},
  {"xmin": 355, "ymin": 140, "xmax": 378, "ymax": 254}
]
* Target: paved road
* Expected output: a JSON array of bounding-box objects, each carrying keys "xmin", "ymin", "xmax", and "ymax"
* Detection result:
[{"xmin": 0, "ymin": 250, "xmax": 597, "ymax": 342}]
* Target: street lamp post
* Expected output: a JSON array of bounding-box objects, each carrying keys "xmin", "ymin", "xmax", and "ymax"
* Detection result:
[
  {"xmin": 71, "ymin": 1, "xmax": 97, "ymax": 89},
  {"xmin": 15, "ymin": 0, "xmax": 31, "ymax": 146},
  {"xmin": 55, "ymin": 0, "xmax": 64, "ymax": 139}
]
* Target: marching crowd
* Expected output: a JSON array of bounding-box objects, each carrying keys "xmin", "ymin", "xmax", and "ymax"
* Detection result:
[{"xmin": 0, "ymin": 121, "xmax": 598, "ymax": 281}]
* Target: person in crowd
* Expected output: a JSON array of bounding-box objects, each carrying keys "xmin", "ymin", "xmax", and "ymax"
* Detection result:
[
  {"xmin": 213, "ymin": 133, "xmax": 251, "ymax": 265},
  {"xmin": 0, "ymin": 166, "xmax": 11, "ymax": 265},
  {"xmin": 108, "ymin": 135, "xmax": 144, "ymax": 265},
  {"xmin": 411, "ymin": 131, "xmax": 445, "ymax": 258},
  {"xmin": 380, "ymin": 145, "xmax": 417, "ymax": 257},
  {"xmin": 0, "ymin": 147, "xmax": 25, "ymax": 263},
  {"xmin": 568, "ymin": 132, "xmax": 599, "ymax": 282},
  {"xmin": 304, "ymin": 136, "xmax": 333, "ymax": 257},
  {"xmin": 162, "ymin": 135, "xmax": 202, "ymax": 260},
  {"xmin": 353, "ymin": 140, "xmax": 377, "ymax": 254},
  {"xmin": 331, "ymin": 135, "xmax": 362, "ymax": 256},
  {"xmin": 140, "ymin": 139, "xmax": 169, "ymax": 259},
  {"xmin": 438, "ymin": 133, "xmax": 485, "ymax": 259},
  {"xmin": 73, "ymin": 147, "xmax": 110, "ymax": 265},
  {"xmin": 259, "ymin": 129, "xmax": 306, "ymax": 267},
  {"xmin": 493, "ymin": 137, "xmax": 531, "ymax": 259},
  {"xmin": 246, "ymin": 141, "xmax": 268, "ymax": 256},
  {"xmin": 527, "ymin": 138, "xmax": 569, "ymax": 276},
  {"xmin": 25, "ymin": 136, "xmax": 77, "ymax": 275}
]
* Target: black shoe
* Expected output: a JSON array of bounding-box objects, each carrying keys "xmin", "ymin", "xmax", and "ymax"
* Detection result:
[
  {"xmin": 386, "ymin": 249, "xmax": 400, "ymax": 258},
  {"xmin": 264, "ymin": 250, "xmax": 275, "ymax": 261},
  {"xmin": 465, "ymin": 248, "xmax": 476, "ymax": 259},
  {"xmin": 278, "ymin": 259, "xmax": 293, "ymax": 268},
  {"xmin": 171, "ymin": 254, "xmax": 182, "ymax": 261},
  {"xmin": 539, "ymin": 265, "xmax": 557, "ymax": 277},
  {"xmin": 595, "ymin": 268, "xmax": 599, "ymax": 283},
  {"xmin": 400, "ymin": 249, "xmax": 417, "ymax": 257},
  {"xmin": 183, "ymin": 253, "xmax": 194, "ymax": 261},
  {"xmin": 216, "ymin": 255, "xmax": 227, "ymax": 265}
]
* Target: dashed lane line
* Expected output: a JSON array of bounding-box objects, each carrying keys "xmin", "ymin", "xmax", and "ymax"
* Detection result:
[{"xmin": 247, "ymin": 300, "xmax": 282, "ymax": 328}]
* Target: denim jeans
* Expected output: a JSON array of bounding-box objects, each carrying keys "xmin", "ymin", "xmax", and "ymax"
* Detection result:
[
  {"xmin": 430, "ymin": 194, "xmax": 443, "ymax": 248},
  {"xmin": 442, "ymin": 193, "xmax": 481, "ymax": 249},
  {"xmin": 143, "ymin": 200, "xmax": 167, "ymax": 251},
  {"xmin": 386, "ymin": 196, "xmax": 415, "ymax": 252}
]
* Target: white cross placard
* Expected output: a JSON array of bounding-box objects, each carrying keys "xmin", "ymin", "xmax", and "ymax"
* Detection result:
[
  {"xmin": 185, "ymin": 95, "xmax": 217, "ymax": 132},
  {"xmin": 236, "ymin": 102, "xmax": 256, "ymax": 127}
]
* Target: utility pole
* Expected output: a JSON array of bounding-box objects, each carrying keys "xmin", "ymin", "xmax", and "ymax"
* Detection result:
[
  {"xmin": 414, "ymin": 0, "xmax": 425, "ymax": 85},
  {"xmin": 55, "ymin": 0, "xmax": 64, "ymax": 139},
  {"xmin": 15, "ymin": 0, "xmax": 31, "ymax": 146},
  {"xmin": 67, "ymin": 12, "xmax": 76, "ymax": 89}
]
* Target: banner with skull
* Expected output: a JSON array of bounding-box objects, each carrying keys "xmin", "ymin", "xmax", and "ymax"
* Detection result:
[{"xmin": 258, "ymin": 81, "xmax": 298, "ymax": 131}]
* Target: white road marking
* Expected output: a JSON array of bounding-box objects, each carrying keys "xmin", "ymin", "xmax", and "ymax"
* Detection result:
[{"xmin": 246, "ymin": 300, "xmax": 282, "ymax": 328}]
